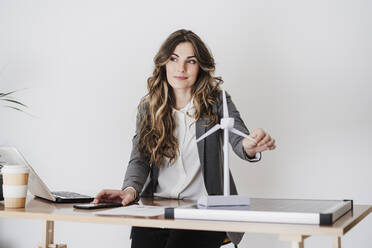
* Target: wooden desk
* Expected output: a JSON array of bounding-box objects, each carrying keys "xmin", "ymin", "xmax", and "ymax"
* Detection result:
[{"xmin": 0, "ymin": 197, "xmax": 371, "ymax": 248}]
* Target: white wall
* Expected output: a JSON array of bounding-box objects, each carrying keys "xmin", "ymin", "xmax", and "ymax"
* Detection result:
[{"xmin": 0, "ymin": 0, "xmax": 371, "ymax": 247}]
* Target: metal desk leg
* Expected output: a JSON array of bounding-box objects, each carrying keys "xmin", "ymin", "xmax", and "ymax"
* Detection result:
[
  {"xmin": 37, "ymin": 220, "xmax": 67, "ymax": 248},
  {"xmin": 333, "ymin": 236, "xmax": 341, "ymax": 248},
  {"xmin": 279, "ymin": 234, "xmax": 309, "ymax": 248}
]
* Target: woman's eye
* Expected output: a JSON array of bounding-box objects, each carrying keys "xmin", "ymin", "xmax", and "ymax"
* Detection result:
[
  {"xmin": 188, "ymin": 60, "xmax": 197, "ymax": 64},
  {"xmin": 170, "ymin": 57, "xmax": 177, "ymax": 62}
]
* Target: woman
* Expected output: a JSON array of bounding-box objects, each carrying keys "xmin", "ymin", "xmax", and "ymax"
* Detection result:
[{"xmin": 94, "ymin": 29, "xmax": 276, "ymax": 248}]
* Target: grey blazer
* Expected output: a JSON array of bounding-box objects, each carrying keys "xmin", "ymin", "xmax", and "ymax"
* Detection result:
[{"xmin": 122, "ymin": 91, "xmax": 261, "ymax": 245}]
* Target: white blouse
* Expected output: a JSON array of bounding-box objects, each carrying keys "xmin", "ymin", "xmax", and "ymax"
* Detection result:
[{"xmin": 154, "ymin": 99, "xmax": 208, "ymax": 200}]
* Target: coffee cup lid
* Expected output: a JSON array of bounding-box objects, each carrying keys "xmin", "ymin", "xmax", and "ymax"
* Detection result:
[{"xmin": 1, "ymin": 165, "xmax": 29, "ymax": 174}]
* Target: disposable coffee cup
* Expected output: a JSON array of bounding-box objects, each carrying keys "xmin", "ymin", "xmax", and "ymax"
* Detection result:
[{"xmin": 1, "ymin": 165, "xmax": 29, "ymax": 208}]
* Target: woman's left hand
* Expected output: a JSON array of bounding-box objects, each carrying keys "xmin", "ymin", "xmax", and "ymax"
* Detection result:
[{"xmin": 242, "ymin": 128, "xmax": 276, "ymax": 158}]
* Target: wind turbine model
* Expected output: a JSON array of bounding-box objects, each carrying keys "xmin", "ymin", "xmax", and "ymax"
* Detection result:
[{"xmin": 196, "ymin": 90, "xmax": 257, "ymax": 207}]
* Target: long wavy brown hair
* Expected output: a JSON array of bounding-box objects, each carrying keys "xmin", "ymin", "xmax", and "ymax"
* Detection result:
[{"xmin": 137, "ymin": 29, "xmax": 222, "ymax": 167}]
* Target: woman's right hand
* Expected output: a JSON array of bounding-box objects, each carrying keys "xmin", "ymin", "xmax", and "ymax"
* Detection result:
[{"xmin": 92, "ymin": 188, "xmax": 136, "ymax": 206}]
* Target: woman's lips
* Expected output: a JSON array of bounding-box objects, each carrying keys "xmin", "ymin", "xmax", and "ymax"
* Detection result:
[{"xmin": 174, "ymin": 76, "xmax": 188, "ymax": 80}]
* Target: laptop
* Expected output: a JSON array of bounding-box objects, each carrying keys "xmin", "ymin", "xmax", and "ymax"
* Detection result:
[{"xmin": 0, "ymin": 147, "xmax": 94, "ymax": 203}]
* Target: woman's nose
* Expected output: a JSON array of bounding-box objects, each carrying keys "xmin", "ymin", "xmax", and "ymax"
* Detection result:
[{"xmin": 177, "ymin": 62, "xmax": 186, "ymax": 73}]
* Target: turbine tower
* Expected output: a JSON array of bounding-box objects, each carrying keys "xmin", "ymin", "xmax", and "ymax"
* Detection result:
[{"xmin": 196, "ymin": 90, "xmax": 256, "ymax": 207}]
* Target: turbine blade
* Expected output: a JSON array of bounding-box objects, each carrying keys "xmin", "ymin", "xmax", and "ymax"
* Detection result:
[
  {"xmin": 230, "ymin": 128, "xmax": 257, "ymax": 143},
  {"xmin": 196, "ymin": 124, "xmax": 221, "ymax": 143},
  {"xmin": 222, "ymin": 90, "xmax": 229, "ymax": 118}
]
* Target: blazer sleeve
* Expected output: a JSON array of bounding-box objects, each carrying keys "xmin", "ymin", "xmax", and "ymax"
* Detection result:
[
  {"xmin": 121, "ymin": 103, "xmax": 151, "ymax": 198},
  {"xmin": 217, "ymin": 91, "xmax": 262, "ymax": 162}
]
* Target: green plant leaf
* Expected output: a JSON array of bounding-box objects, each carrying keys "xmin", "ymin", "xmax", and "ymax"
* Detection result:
[
  {"xmin": 3, "ymin": 105, "xmax": 24, "ymax": 112},
  {"xmin": 0, "ymin": 98, "xmax": 28, "ymax": 107},
  {"xmin": 0, "ymin": 90, "xmax": 17, "ymax": 97}
]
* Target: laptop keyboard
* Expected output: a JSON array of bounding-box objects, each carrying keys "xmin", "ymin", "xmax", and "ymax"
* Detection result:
[{"xmin": 51, "ymin": 191, "xmax": 92, "ymax": 199}]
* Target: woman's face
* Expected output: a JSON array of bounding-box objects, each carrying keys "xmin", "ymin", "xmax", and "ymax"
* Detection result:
[{"xmin": 165, "ymin": 42, "xmax": 199, "ymax": 92}]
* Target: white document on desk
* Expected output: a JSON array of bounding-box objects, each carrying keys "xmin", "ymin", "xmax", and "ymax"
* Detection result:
[{"xmin": 95, "ymin": 205, "xmax": 164, "ymax": 217}]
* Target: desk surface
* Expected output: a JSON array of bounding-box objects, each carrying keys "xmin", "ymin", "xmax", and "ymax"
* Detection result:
[{"xmin": 0, "ymin": 197, "xmax": 371, "ymax": 237}]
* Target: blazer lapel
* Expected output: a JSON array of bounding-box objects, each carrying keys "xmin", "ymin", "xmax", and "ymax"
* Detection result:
[{"xmin": 196, "ymin": 119, "xmax": 207, "ymax": 168}]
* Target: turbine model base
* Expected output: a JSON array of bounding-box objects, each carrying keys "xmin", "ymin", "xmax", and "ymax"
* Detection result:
[{"xmin": 197, "ymin": 195, "xmax": 250, "ymax": 207}]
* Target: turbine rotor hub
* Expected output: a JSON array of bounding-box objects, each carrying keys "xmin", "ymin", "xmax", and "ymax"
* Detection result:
[{"xmin": 221, "ymin": 118, "xmax": 234, "ymax": 129}]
